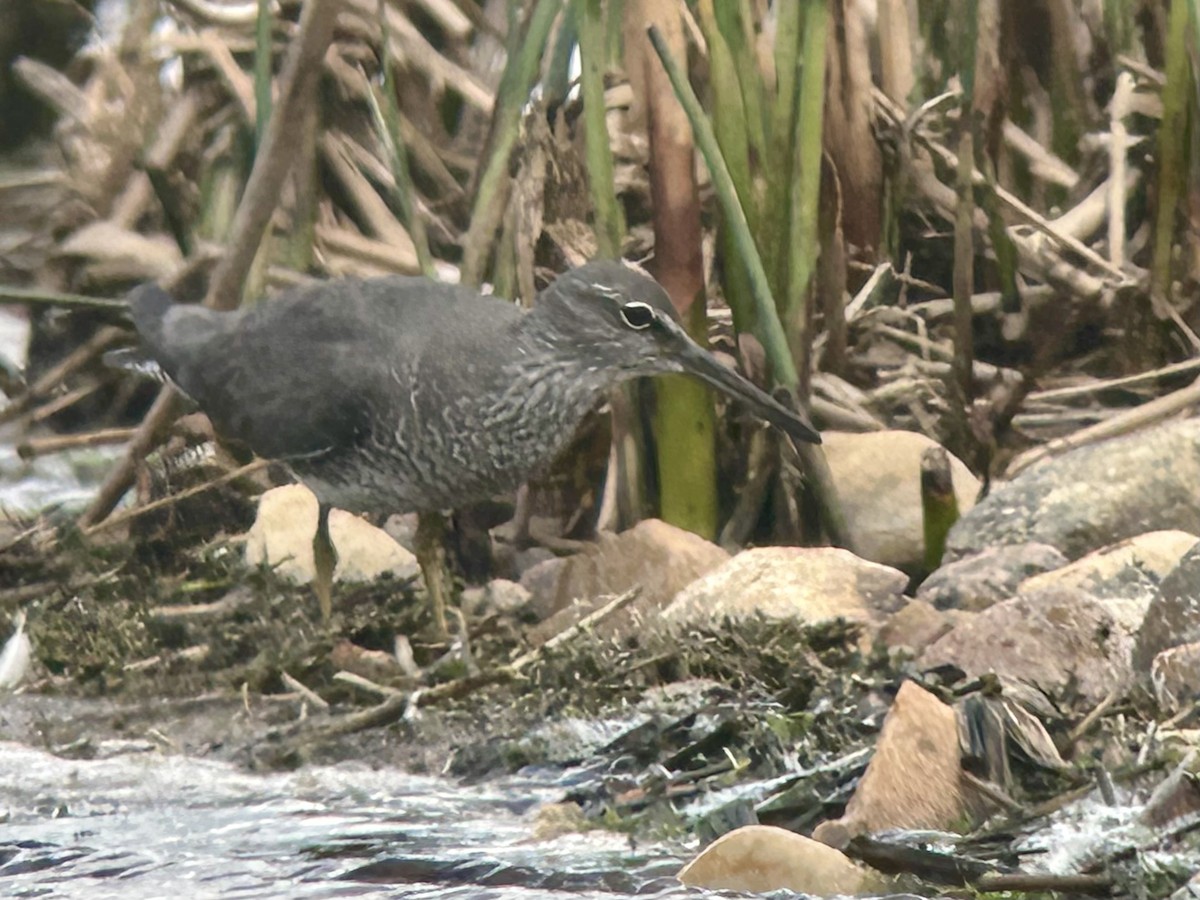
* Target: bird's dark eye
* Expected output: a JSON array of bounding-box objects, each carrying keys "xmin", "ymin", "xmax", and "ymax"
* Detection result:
[{"xmin": 620, "ymin": 301, "xmax": 655, "ymax": 330}]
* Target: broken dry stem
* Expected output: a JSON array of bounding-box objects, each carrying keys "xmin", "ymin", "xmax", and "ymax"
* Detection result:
[
  {"xmin": 16, "ymin": 428, "xmax": 137, "ymax": 460},
  {"xmin": 1008, "ymin": 376, "xmax": 1200, "ymax": 475},
  {"xmin": 0, "ymin": 328, "xmax": 124, "ymax": 427}
]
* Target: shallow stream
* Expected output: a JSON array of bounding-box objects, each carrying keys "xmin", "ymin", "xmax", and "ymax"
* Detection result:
[{"xmin": 0, "ymin": 741, "xmax": 694, "ymax": 899}]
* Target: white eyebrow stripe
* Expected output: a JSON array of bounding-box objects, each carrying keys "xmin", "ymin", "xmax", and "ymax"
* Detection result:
[{"xmin": 590, "ymin": 282, "xmax": 623, "ymax": 299}]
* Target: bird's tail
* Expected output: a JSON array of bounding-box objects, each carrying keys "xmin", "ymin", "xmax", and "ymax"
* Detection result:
[{"xmin": 101, "ymin": 346, "xmax": 170, "ymax": 384}]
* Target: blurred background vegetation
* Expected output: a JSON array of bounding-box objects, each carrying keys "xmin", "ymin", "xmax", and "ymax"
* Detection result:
[{"xmin": 0, "ymin": 0, "xmax": 1197, "ymax": 550}]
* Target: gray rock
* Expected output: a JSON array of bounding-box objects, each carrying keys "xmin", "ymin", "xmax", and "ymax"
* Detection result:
[
  {"xmin": 1133, "ymin": 543, "xmax": 1200, "ymax": 672},
  {"xmin": 1012, "ymin": 532, "xmax": 1200, "ymax": 624},
  {"xmin": 460, "ymin": 579, "xmax": 532, "ymax": 617},
  {"xmin": 382, "ymin": 512, "xmax": 419, "ymax": 553},
  {"xmin": 920, "ymin": 586, "xmax": 1138, "ymax": 705},
  {"xmin": 519, "ymin": 556, "xmax": 569, "ymax": 620},
  {"xmin": 946, "ymin": 418, "xmax": 1200, "ymax": 561},
  {"xmin": 917, "ymin": 543, "xmax": 1068, "ymax": 611},
  {"xmin": 1150, "ymin": 643, "xmax": 1200, "ymax": 713},
  {"xmin": 513, "ymin": 546, "xmax": 557, "ymax": 578}
]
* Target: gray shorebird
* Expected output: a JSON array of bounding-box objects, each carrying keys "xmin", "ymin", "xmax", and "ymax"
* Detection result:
[{"xmin": 128, "ymin": 260, "xmax": 821, "ymax": 630}]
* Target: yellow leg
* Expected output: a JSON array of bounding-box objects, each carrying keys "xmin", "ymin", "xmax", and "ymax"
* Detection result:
[
  {"xmin": 415, "ymin": 510, "xmax": 450, "ymax": 638},
  {"xmin": 313, "ymin": 504, "xmax": 337, "ymax": 624}
]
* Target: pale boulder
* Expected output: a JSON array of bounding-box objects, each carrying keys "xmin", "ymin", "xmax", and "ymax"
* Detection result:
[
  {"xmin": 678, "ymin": 825, "xmax": 880, "ymax": 896},
  {"xmin": 661, "ymin": 547, "xmax": 907, "ymax": 631},
  {"xmin": 245, "ymin": 485, "xmax": 419, "ymax": 585},
  {"xmin": 328, "ymin": 508, "xmax": 420, "ymax": 583},
  {"xmin": 245, "ymin": 485, "xmax": 320, "ymax": 583},
  {"xmin": 822, "ymin": 430, "xmax": 979, "ymax": 570}
]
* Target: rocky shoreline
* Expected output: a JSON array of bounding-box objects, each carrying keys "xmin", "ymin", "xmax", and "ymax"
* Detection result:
[{"xmin": 4, "ymin": 419, "xmax": 1200, "ymax": 896}]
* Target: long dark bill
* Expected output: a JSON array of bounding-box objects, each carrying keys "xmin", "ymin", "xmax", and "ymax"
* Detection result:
[{"xmin": 673, "ymin": 338, "xmax": 822, "ymax": 444}]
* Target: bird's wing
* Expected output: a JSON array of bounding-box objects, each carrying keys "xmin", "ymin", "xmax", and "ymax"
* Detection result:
[{"xmin": 132, "ymin": 277, "xmax": 521, "ymax": 461}]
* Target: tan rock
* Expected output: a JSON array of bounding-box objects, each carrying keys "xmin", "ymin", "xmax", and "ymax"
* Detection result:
[
  {"xmin": 814, "ymin": 681, "xmax": 971, "ymax": 843},
  {"xmin": 678, "ymin": 825, "xmax": 880, "ymax": 896},
  {"xmin": 245, "ymin": 485, "xmax": 419, "ymax": 585},
  {"xmin": 660, "ymin": 547, "xmax": 906, "ymax": 631},
  {"xmin": 527, "ymin": 519, "xmax": 730, "ymax": 642},
  {"xmin": 245, "ymin": 485, "xmax": 320, "ymax": 583},
  {"xmin": 327, "ymin": 508, "xmax": 420, "ymax": 583},
  {"xmin": 879, "ymin": 599, "xmax": 959, "ymax": 654},
  {"xmin": 1019, "ymin": 531, "xmax": 1199, "ymax": 596},
  {"xmin": 822, "ymin": 431, "xmax": 980, "ymax": 570}
]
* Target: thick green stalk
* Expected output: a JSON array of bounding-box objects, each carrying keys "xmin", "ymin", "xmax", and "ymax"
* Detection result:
[
  {"xmin": 783, "ymin": 0, "xmax": 828, "ymax": 387},
  {"xmin": 461, "ymin": 0, "xmax": 561, "ymax": 286},
  {"xmin": 771, "ymin": 1, "xmax": 801, "ymax": 145},
  {"xmin": 576, "ymin": 0, "xmax": 624, "ymax": 258},
  {"xmin": 764, "ymin": 0, "xmax": 801, "ymax": 298},
  {"xmin": 646, "ymin": 25, "xmax": 796, "ymax": 388},
  {"xmin": 980, "ymin": 163, "xmax": 1020, "ymax": 312},
  {"xmin": 1190, "ymin": 0, "xmax": 1200, "ymax": 76},
  {"xmin": 714, "ymin": 0, "xmax": 768, "ymax": 175},
  {"xmin": 371, "ymin": 33, "xmax": 434, "ymax": 277},
  {"xmin": 542, "ymin": 4, "xmax": 577, "ymax": 111},
  {"xmin": 648, "ymin": 23, "xmax": 852, "ymax": 549},
  {"xmin": 694, "ymin": 0, "xmax": 754, "ymax": 230},
  {"xmin": 951, "ymin": 0, "xmax": 979, "ymax": 418},
  {"xmin": 254, "ymin": 0, "xmax": 273, "ymax": 148},
  {"xmin": 920, "ymin": 447, "xmax": 959, "ymax": 573},
  {"xmin": 1103, "ymin": 0, "xmax": 1134, "ymax": 53},
  {"xmin": 282, "ymin": 103, "xmax": 318, "ymax": 271},
  {"xmin": 638, "ymin": 4, "xmax": 719, "ymax": 541},
  {"xmin": 654, "ymin": 281, "xmax": 717, "ymax": 538},
  {"xmin": 695, "ymin": 0, "xmax": 758, "ymax": 335}
]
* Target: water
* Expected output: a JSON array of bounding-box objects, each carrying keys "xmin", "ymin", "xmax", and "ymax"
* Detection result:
[
  {"xmin": 0, "ymin": 742, "xmax": 694, "ymax": 898},
  {"xmin": 0, "ymin": 438, "xmax": 127, "ymax": 519}
]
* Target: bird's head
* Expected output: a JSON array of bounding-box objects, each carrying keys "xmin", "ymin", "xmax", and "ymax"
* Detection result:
[{"xmin": 534, "ymin": 260, "xmax": 821, "ymax": 444}]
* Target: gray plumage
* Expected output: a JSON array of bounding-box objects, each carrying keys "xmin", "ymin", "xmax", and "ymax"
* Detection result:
[{"xmin": 130, "ymin": 260, "xmax": 819, "ymax": 515}]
